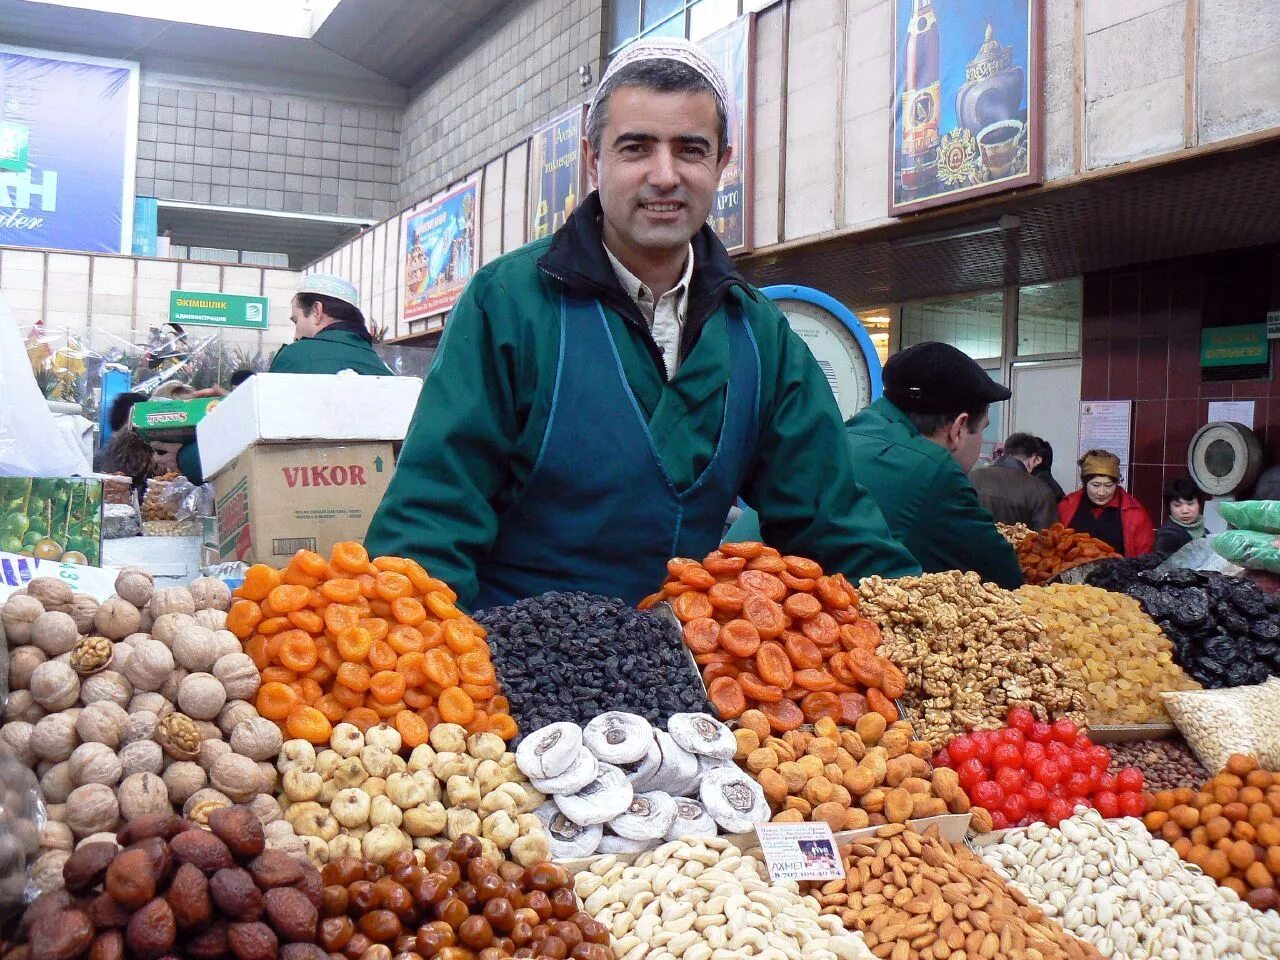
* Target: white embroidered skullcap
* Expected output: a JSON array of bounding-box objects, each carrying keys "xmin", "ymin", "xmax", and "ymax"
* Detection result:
[
  {"xmin": 298, "ymin": 273, "xmax": 359, "ymax": 310},
  {"xmin": 587, "ymin": 37, "xmax": 729, "ymax": 129}
]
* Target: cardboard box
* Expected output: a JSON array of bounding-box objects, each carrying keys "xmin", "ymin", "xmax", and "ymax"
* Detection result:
[
  {"xmin": 131, "ymin": 397, "xmax": 222, "ymax": 442},
  {"xmin": 196, "ymin": 373, "xmax": 422, "ymax": 479},
  {"xmin": 0, "ymin": 476, "xmax": 103, "ymax": 564},
  {"xmin": 211, "ymin": 442, "xmax": 394, "ymax": 565}
]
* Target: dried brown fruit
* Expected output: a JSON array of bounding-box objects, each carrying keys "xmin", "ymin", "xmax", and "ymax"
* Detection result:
[
  {"xmin": 116, "ymin": 813, "xmax": 188, "ymax": 847},
  {"xmin": 89, "ymin": 930, "xmax": 124, "ymax": 960},
  {"xmin": 87, "ymin": 892, "xmax": 135, "ymax": 930},
  {"xmin": 105, "ymin": 848, "xmax": 158, "ymax": 909},
  {"xmin": 126, "ymin": 836, "xmax": 174, "ymax": 887},
  {"xmin": 185, "ymin": 921, "xmax": 230, "ymax": 960},
  {"xmin": 227, "ymin": 921, "xmax": 278, "ymax": 960},
  {"xmin": 279, "ymin": 944, "xmax": 327, "ymax": 960},
  {"xmin": 263, "ymin": 887, "xmax": 318, "ymax": 942},
  {"xmin": 62, "ymin": 842, "xmax": 118, "ymax": 893},
  {"xmin": 210, "ymin": 868, "xmax": 265, "ymax": 922},
  {"xmin": 247, "ymin": 850, "xmax": 303, "ymax": 891},
  {"xmin": 170, "ymin": 829, "xmax": 235, "ymax": 874},
  {"xmin": 29, "ymin": 909, "xmax": 94, "ymax": 960},
  {"xmin": 125, "ymin": 898, "xmax": 177, "ymax": 960},
  {"xmin": 18, "ymin": 890, "xmax": 73, "ymax": 940},
  {"xmin": 167, "ymin": 863, "xmax": 213, "ymax": 931},
  {"xmin": 293, "ymin": 867, "xmax": 324, "ymax": 912},
  {"xmin": 208, "ymin": 806, "xmax": 266, "ymax": 862}
]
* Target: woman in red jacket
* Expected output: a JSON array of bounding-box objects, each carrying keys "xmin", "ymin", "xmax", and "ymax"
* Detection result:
[{"xmin": 1059, "ymin": 449, "xmax": 1155, "ymax": 557}]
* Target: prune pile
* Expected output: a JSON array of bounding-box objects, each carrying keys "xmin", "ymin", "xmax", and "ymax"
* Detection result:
[
  {"xmin": 476, "ymin": 592, "xmax": 708, "ymax": 730},
  {"xmin": 1083, "ymin": 553, "xmax": 1164, "ymax": 593},
  {"xmin": 318, "ymin": 839, "xmax": 612, "ymax": 960},
  {"xmin": 1121, "ymin": 569, "xmax": 1280, "ymax": 688},
  {"xmin": 13, "ymin": 807, "xmax": 324, "ymax": 960}
]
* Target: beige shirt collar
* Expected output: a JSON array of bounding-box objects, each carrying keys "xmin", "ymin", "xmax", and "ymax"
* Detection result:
[{"xmin": 603, "ymin": 243, "xmax": 695, "ymax": 377}]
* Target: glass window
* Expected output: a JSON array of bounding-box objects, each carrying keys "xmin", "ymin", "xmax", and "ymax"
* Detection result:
[
  {"xmin": 644, "ymin": 0, "xmax": 684, "ymax": 29},
  {"xmin": 611, "ymin": 0, "xmax": 642, "ymax": 44},
  {"xmin": 647, "ymin": 12, "xmax": 686, "ymax": 38},
  {"xmin": 1017, "ymin": 278, "xmax": 1081, "ymax": 356},
  {"xmin": 857, "ymin": 308, "xmax": 892, "ymax": 366},
  {"xmin": 742, "ymin": 0, "xmax": 776, "ymax": 10},
  {"xmin": 900, "ymin": 290, "xmax": 1004, "ymax": 360},
  {"xmin": 689, "ymin": 0, "xmax": 738, "ymax": 40}
]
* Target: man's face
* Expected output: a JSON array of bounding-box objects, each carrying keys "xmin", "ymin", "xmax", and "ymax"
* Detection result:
[
  {"xmin": 942, "ymin": 411, "xmax": 988, "ymax": 474},
  {"xmin": 291, "ymin": 299, "xmax": 322, "ymax": 340},
  {"xmin": 586, "ymin": 85, "xmax": 731, "ymax": 261}
]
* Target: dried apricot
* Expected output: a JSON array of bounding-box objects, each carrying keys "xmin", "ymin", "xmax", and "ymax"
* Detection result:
[
  {"xmin": 702, "ymin": 661, "xmax": 739, "ymax": 684},
  {"xmin": 755, "ymin": 642, "xmax": 794, "ymax": 689},
  {"xmin": 679, "ymin": 566, "xmax": 717, "ymax": 590},
  {"xmin": 423, "ymin": 649, "xmax": 460, "ymax": 688},
  {"xmin": 801, "ymin": 691, "xmax": 842, "ymax": 722},
  {"xmin": 707, "ymin": 676, "xmax": 746, "ymax": 720},
  {"xmin": 261, "ymin": 666, "xmax": 299, "ymax": 685},
  {"xmin": 257, "ymin": 616, "xmax": 290, "ymax": 637},
  {"xmin": 373, "ymin": 571, "xmax": 413, "ymax": 601},
  {"xmin": 315, "ymin": 694, "xmax": 347, "ymax": 724},
  {"xmin": 393, "ymin": 710, "xmax": 431, "ymax": 748},
  {"xmin": 324, "ymin": 604, "xmax": 362, "ymax": 637},
  {"xmin": 371, "ymin": 698, "xmax": 405, "ymax": 719},
  {"xmin": 840, "ymin": 619, "xmax": 881, "ymax": 650},
  {"xmin": 425, "ymin": 592, "xmax": 462, "ymax": 620},
  {"xmin": 792, "ymin": 668, "xmax": 837, "ymax": 692},
  {"xmin": 761, "ymin": 698, "xmax": 804, "ymax": 733},
  {"xmin": 330, "ymin": 541, "xmax": 371, "ymax": 574},
  {"xmin": 879, "ymin": 661, "xmax": 907, "ymax": 699},
  {"xmin": 706, "ymin": 581, "xmax": 747, "ymax": 614},
  {"xmin": 367, "ymin": 640, "xmax": 397, "ymax": 672},
  {"xmin": 284, "ymin": 705, "xmax": 331, "ymax": 743},
  {"xmin": 369, "ymin": 670, "xmax": 407, "ymax": 705},
  {"xmin": 387, "ymin": 624, "xmax": 426, "ymax": 655},
  {"xmin": 672, "ymin": 591, "xmax": 714, "ymax": 623},
  {"xmin": 867, "ymin": 688, "xmax": 898, "ymax": 723},
  {"xmin": 443, "ymin": 619, "xmax": 482, "ymax": 654},
  {"xmin": 746, "ymin": 553, "xmax": 785, "ymax": 574},
  {"xmin": 457, "ymin": 651, "xmax": 495, "ymax": 685},
  {"xmin": 742, "ymin": 594, "xmax": 786, "ymax": 639},
  {"xmin": 343, "ymin": 707, "xmax": 380, "ymax": 731},
  {"xmin": 801, "ymin": 612, "xmax": 839, "ymax": 646},
  {"xmin": 782, "ymin": 593, "xmax": 822, "ymax": 620},
  {"xmin": 720, "ymin": 619, "xmax": 762, "ymax": 658},
  {"xmin": 227, "ymin": 600, "xmax": 264, "ymax": 639},
  {"xmin": 256, "ymin": 682, "xmax": 298, "ymax": 721},
  {"xmin": 336, "ymin": 661, "xmax": 371, "ymax": 692},
  {"xmin": 815, "ymin": 575, "xmax": 853, "ymax": 609},
  {"xmin": 438, "ymin": 687, "xmax": 475, "ymax": 725},
  {"xmin": 703, "ymin": 551, "xmax": 747, "ymax": 575},
  {"xmin": 240, "ymin": 565, "xmax": 283, "ymax": 602},
  {"xmin": 738, "ymin": 570, "xmax": 786, "ymax": 602},
  {"xmin": 737, "ymin": 672, "xmax": 784, "ymax": 703},
  {"xmin": 488, "ymin": 713, "xmax": 518, "ymax": 740},
  {"xmin": 846, "ymin": 648, "xmax": 885, "ymax": 687},
  {"xmin": 277, "ymin": 631, "xmax": 319, "ymax": 673},
  {"xmin": 267, "ymin": 584, "xmax": 312, "ymax": 615},
  {"xmin": 331, "ymin": 683, "xmax": 365, "ymax": 710},
  {"xmin": 683, "ymin": 618, "xmax": 722, "ymax": 655},
  {"xmin": 335, "ymin": 627, "xmax": 373, "ymax": 662},
  {"xmin": 780, "ymin": 570, "xmax": 816, "ymax": 592},
  {"xmin": 838, "ymin": 692, "xmax": 868, "ymax": 725},
  {"xmin": 286, "ymin": 609, "xmax": 324, "ymax": 634}
]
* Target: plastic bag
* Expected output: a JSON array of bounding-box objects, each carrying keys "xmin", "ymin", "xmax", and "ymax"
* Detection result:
[
  {"xmin": 1219, "ymin": 500, "xmax": 1280, "ymax": 534},
  {"xmin": 0, "ymin": 552, "xmax": 121, "ymax": 603},
  {"xmin": 0, "ymin": 300, "xmax": 91, "ymax": 476},
  {"xmin": 1212, "ymin": 530, "xmax": 1280, "ymax": 574},
  {"xmin": 0, "ymin": 746, "xmax": 43, "ymax": 919},
  {"xmin": 1155, "ymin": 537, "xmax": 1236, "ymax": 574},
  {"xmin": 1163, "ymin": 684, "xmax": 1280, "ymax": 772}
]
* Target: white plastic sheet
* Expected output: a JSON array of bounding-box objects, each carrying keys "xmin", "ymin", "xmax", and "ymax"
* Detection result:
[{"xmin": 0, "ymin": 297, "xmax": 91, "ymax": 477}]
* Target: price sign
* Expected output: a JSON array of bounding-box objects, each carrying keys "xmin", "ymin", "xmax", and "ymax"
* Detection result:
[{"xmin": 754, "ymin": 822, "xmax": 846, "ymax": 883}]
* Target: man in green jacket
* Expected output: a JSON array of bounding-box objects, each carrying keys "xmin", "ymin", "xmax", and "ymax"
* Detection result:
[
  {"xmin": 364, "ymin": 38, "xmax": 918, "ymax": 610},
  {"xmin": 268, "ymin": 274, "xmax": 393, "ymax": 375},
  {"xmin": 728, "ymin": 342, "xmax": 1023, "ymax": 588}
]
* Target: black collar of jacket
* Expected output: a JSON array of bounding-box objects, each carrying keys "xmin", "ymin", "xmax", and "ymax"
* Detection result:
[
  {"xmin": 537, "ymin": 191, "xmax": 757, "ymax": 375},
  {"xmin": 320, "ymin": 319, "xmax": 375, "ymax": 343}
]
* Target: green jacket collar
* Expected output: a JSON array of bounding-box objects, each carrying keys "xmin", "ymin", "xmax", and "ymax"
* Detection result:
[{"xmin": 850, "ymin": 398, "xmax": 954, "ymax": 464}]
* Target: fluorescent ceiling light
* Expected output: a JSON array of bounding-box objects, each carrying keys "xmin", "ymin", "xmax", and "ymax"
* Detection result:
[{"xmin": 22, "ymin": 0, "xmax": 316, "ymax": 37}]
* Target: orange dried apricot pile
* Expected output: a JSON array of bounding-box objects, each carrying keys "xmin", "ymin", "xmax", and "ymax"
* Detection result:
[
  {"xmin": 640, "ymin": 542, "xmax": 902, "ymax": 733},
  {"xmin": 1016, "ymin": 523, "xmax": 1120, "ymax": 585},
  {"xmin": 1145, "ymin": 753, "xmax": 1280, "ymax": 912},
  {"xmin": 228, "ymin": 542, "xmax": 516, "ymax": 747}
]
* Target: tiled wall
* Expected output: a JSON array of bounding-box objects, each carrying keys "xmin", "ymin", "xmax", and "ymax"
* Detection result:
[
  {"xmin": 136, "ymin": 79, "xmax": 401, "ymax": 219},
  {"xmin": 1080, "ymin": 246, "xmax": 1280, "ymax": 520},
  {"xmin": 398, "ymin": 0, "xmax": 604, "ymax": 207}
]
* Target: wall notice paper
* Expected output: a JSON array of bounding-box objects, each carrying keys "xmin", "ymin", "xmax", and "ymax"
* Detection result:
[
  {"xmin": 1207, "ymin": 400, "xmax": 1255, "ymax": 430},
  {"xmin": 1078, "ymin": 400, "xmax": 1132, "ymax": 485},
  {"xmin": 755, "ymin": 822, "xmax": 845, "ymax": 883}
]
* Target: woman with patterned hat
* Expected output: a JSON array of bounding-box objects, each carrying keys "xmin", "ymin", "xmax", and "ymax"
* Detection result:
[{"xmin": 1058, "ymin": 449, "xmax": 1155, "ymax": 557}]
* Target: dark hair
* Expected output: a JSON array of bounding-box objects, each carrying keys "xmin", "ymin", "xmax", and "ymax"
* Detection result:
[
  {"xmin": 1036, "ymin": 437, "xmax": 1054, "ymax": 470},
  {"xmin": 906, "ymin": 405, "xmax": 988, "ymax": 439},
  {"xmin": 1003, "ymin": 433, "xmax": 1041, "ymax": 459},
  {"xmin": 587, "ymin": 59, "xmax": 730, "ymax": 159},
  {"xmin": 1165, "ymin": 476, "xmax": 1207, "ymax": 508},
  {"xmin": 294, "ymin": 292, "xmax": 366, "ymax": 327},
  {"xmin": 229, "ymin": 369, "xmax": 255, "ymax": 388},
  {"xmin": 108, "ymin": 392, "xmax": 147, "ymax": 433}
]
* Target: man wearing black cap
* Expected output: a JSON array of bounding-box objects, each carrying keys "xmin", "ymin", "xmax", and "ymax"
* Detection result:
[{"xmin": 843, "ymin": 341, "xmax": 1022, "ymax": 588}]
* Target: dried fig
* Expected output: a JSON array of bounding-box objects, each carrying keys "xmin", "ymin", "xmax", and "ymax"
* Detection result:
[
  {"xmin": 29, "ymin": 908, "xmax": 94, "ymax": 960},
  {"xmin": 247, "ymin": 850, "xmax": 303, "ymax": 890},
  {"xmin": 211, "ymin": 868, "xmax": 265, "ymax": 922},
  {"xmin": 264, "ymin": 887, "xmax": 319, "ymax": 942},
  {"xmin": 125, "ymin": 898, "xmax": 177, "ymax": 960},
  {"xmin": 228, "ymin": 921, "xmax": 278, "ymax": 960},
  {"xmin": 62, "ymin": 841, "xmax": 118, "ymax": 893},
  {"xmin": 167, "ymin": 862, "xmax": 213, "ymax": 931},
  {"xmin": 105, "ymin": 848, "xmax": 157, "ymax": 909},
  {"xmin": 170, "ymin": 829, "xmax": 234, "ymax": 874},
  {"xmin": 208, "ymin": 806, "xmax": 266, "ymax": 862}
]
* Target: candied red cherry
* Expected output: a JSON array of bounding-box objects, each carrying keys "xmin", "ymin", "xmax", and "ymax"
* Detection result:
[
  {"xmin": 1006, "ymin": 707, "xmax": 1035, "ymax": 733},
  {"xmin": 1050, "ymin": 718, "xmax": 1078, "ymax": 744},
  {"xmin": 1001, "ymin": 793, "xmax": 1028, "ymax": 823},
  {"xmin": 1118, "ymin": 791, "xmax": 1148, "ymax": 817},
  {"xmin": 1023, "ymin": 781, "xmax": 1049, "ymax": 811},
  {"xmin": 1093, "ymin": 791, "xmax": 1119, "ymax": 818},
  {"xmin": 1022, "ymin": 742, "xmax": 1046, "ymax": 767},
  {"xmin": 1089, "ymin": 746, "xmax": 1112, "ymax": 770},
  {"xmin": 1065, "ymin": 772, "xmax": 1092, "ymax": 797},
  {"xmin": 1034, "ymin": 760, "xmax": 1064, "ymax": 788},
  {"xmin": 948, "ymin": 735, "xmax": 976, "ymax": 764},
  {"xmin": 1115, "ymin": 767, "xmax": 1145, "ymax": 793},
  {"xmin": 932, "ymin": 747, "xmax": 953, "ymax": 768},
  {"xmin": 957, "ymin": 758, "xmax": 986, "ymax": 789},
  {"xmin": 1072, "ymin": 732, "xmax": 1093, "ymax": 751},
  {"xmin": 972, "ymin": 732, "xmax": 996, "ymax": 764},
  {"xmin": 1029, "ymin": 722, "xmax": 1052, "ymax": 744},
  {"xmin": 997, "ymin": 728, "xmax": 1025, "ymax": 748},
  {"xmin": 992, "ymin": 744, "xmax": 1021, "ymax": 769},
  {"xmin": 994, "ymin": 766, "xmax": 1024, "ymax": 795},
  {"xmin": 1045, "ymin": 798, "xmax": 1073, "ymax": 827},
  {"xmin": 989, "ymin": 810, "xmax": 1010, "ymax": 830},
  {"xmin": 1097, "ymin": 772, "xmax": 1118, "ymax": 792},
  {"xmin": 971, "ymin": 781, "xmax": 1004, "ymax": 810}
]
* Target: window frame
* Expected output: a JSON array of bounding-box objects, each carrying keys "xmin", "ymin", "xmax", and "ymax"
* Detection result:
[{"xmin": 609, "ymin": 0, "xmax": 780, "ymax": 53}]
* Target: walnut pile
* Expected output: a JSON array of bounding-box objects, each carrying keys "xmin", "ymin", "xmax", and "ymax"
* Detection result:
[
  {"xmin": 997, "ymin": 522, "xmax": 1034, "ymax": 547},
  {"xmin": 858, "ymin": 572, "xmax": 1088, "ymax": 748}
]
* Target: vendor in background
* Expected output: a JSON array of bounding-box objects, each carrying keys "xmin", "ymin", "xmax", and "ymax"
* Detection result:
[
  {"xmin": 1154, "ymin": 477, "xmax": 1208, "ymax": 556},
  {"xmin": 365, "ymin": 38, "xmax": 919, "ymax": 610},
  {"xmin": 727, "ymin": 342, "xmax": 1023, "ymax": 588},
  {"xmin": 970, "ymin": 432, "xmax": 1058, "ymax": 530},
  {"xmin": 270, "ymin": 274, "xmax": 392, "ymax": 375},
  {"xmin": 1033, "ymin": 437, "xmax": 1066, "ymax": 502},
  {"xmin": 1059, "ymin": 449, "xmax": 1155, "ymax": 557}
]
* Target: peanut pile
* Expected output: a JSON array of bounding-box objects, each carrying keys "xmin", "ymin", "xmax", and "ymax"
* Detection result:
[
  {"xmin": 1016, "ymin": 584, "xmax": 1200, "ymax": 725},
  {"xmin": 804, "ymin": 822, "xmax": 1104, "ymax": 960},
  {"xmin": 858, "ymin": 573, "xmax": 1087, "ymax": 748}
]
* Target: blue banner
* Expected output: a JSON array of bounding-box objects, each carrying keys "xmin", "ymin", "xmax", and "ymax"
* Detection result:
[
  {"xmin": 0, "ymin": 46, "xmax": 139, "ymax": 253},
  {"xmin": 132, "ymin": 196, "xmax": 158, "ymax": 256}
]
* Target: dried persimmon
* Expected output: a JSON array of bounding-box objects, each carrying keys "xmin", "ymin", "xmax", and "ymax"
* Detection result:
[
  {"xmin": 672, "ymin": 591, "xmax": 714, "ymax": 623},
  {"xmin": 742, "ymin": 594, "xmax": 786, "ymax": 639},
  {"xmin": 682, "ymin": 618, "xmax": 722, "ymax": 655},
  {"xmin": 737, "ymin": 672, "xmax": 784, "ymax": 704},
  {"xmin": 782, "ymin": 593, "xmax": 822, "ymax": 621},
  {"xmin": 707, "ymin": 676, "xmax": 746, "ymax": 720},
  {"xmin": 760, "ymin": 698, "xmax": 804, "ymax": 733},
  {"xmin": 755, "ymin": 641, "xmax": 794, "ymax": 689},
  {"xmin": 800, "ymin": 691, "xmax": 842, "ymax": 723},
  {"xmin": 720, "ymin": 619, "xmax": 762, "ymax": 658},
  {"xmin": 782, "ymin": 632, "xmax": 823, "ymax": 670}
]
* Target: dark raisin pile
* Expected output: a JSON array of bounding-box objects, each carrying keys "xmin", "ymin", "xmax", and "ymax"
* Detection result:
[{"xmin": 476, "ymin": 592, "xmax": 709, "ymax": 731}]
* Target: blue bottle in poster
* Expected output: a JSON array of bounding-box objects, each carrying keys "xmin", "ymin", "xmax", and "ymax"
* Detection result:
[{"xmin": 900, "ymin": 0, "xmax": 941, "ymax": 195}]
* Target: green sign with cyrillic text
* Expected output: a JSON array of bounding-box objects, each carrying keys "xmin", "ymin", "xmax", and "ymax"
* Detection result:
[
  {"xmin": 169, "ymin": 290, "xmax": 269, "ymax": 330},
  {"xmin": 1200, "ymin": 324, "xmax": 1269, "ymax": 368},
  {"xmin": 0, "ymin": 120, "xmax": 29, "ymax": 173}
]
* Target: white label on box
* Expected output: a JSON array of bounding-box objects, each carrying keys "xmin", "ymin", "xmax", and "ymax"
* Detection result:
[{"xmin": 755, "ymin": 822, "xmax": 845, "ymax": 883}]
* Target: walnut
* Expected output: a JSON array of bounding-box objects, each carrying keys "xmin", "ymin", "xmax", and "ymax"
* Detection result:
[
  {"xmin": 117, "ymin": 772, "xmax": 171, "ymax": 820},
  {"xmin": 194, "ymin": 609, "xmax": 228, "ymax": 632},
  {"xmin": 29, "ymin": 660, "xmax": 80, "ymax": 712},
  {"xmin": 230, "ymin": 717, "xmax": 283, "ymax": 763},
  {"xmin": 183, "ymin": 787, "xmax": 233, "ymax": 826},
  {"xmin": 65, "ymin": 783, "xmax": 120, "ymax": 838},
  {"xmin": 0, "ymin": 721, "xmax": 36, "ymax": 766},
  {"xmin": 199, "ymin": 739, "xmax": 233, "ymax": 773},
  {"xmin": 217, "ymin": 700, "xmax": 260, "ymax": 738},
  {"xmin": 177, "ymin": 673, "xmax": 227, "ymax": 721},
  {"xmin": 27, "ymin": 577, "xmax": 73, "ymax": 607},
  {"xmin": 40, "ymin": 761, "xmax": 75, "ymax": 804},
  {"xmin": 114, "ymin": 568, "xmax": 154, "ymax": 607},
  {"xmin": 73, "ymin": 701, "xmax": 127, "ymax": 750},
  {"xmin": 162, "ymin": 761, "xmax": 208, "ymax": 805},
  {"xmin": 4, "ymin": 690, "xmax": 43, "ymax": 725},
  {"xmin": 31, "ymin": 713, "xmax": 79, "ymax": 762},
  {"xmin": 170, "ymin": 624, "xmax": 217, "ymax": 672},
  {"xmin": 210, "ymin": 753, "xmax": 263, "ymax": 802},
  {"xmin": 66, "ymin": 594, "xmax": 99, "ymax": 634},
  {"xmin": 39, "ymin": 820, "xmax": 74, "ymax": 853},
  {"xmin": 159, "ymin": 667, "xmax": 189, "ymax": 703},
  {"xmin": 2, "ymin": 595, "xmax": 44, "ymax": 644},
  {"xmin": 150, "ymin": 587, "xmax": 195, "ymax": 618},
  {"xmin": 190, "ymin": 578, "xmax": 232, "ymax": 612},
  {"xmin": 80, "ymin": 671, "xmax": 133, "ymax": 710},
  {"xmin": 69, "ymin": 742, "xmax": 123, "ymax": 787},
  {"xmin": 122, "ymin": 710, "xmax": 160, "ymax": 746},
  {"xmin": 212, "ymin": 653, "xmax": 260, "ymax": 702},
  {"xmin": 9, "ymin": 646, "xmax": 49, "ymax": 693},
  {"xmin": 247, "ymin": 794, "xmax": 283, "ymax": 826},
  {"xmin": 30, "ymin": 850, "xmax": 70, "ymax": 894},
  {"xmin": 120, "ymin": 740, "xmax": 165, "ymax": 779},
  {"xmin": 94, "ymin": 597, "xmax": 142, "ymax": 640},
  {"xmin": 70, "ymin": 636, "xmax": 114, "ymax": 676},
  {"xmin": 31, "ymin": 612, "xmax": 79, "ymax": 657},
  {"xmin": 150, "ymin": 613, "xmax": 195, "ymax": 647},
  {"xmin": 156, "ymin": 713, "xmax": 202, "ymax": 762},
  {"xmin": 129, "ymin": 692, "xmax": 171, "ymax": 718}
]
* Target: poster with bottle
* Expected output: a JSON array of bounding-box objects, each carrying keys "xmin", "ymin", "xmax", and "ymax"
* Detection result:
[
  {"xmin": 402, "ymin": 179, "xmax": 479, "ymax": 323},
  {"xmin": 889, "ymin": 0, "xmax": 1043, "ymax": 216},
  {"xmin": 528, "ymin": 106, "xmax": 587, "ymax": 242},
  {"xmin": 700, "ymin": 15, "xmax": 754, "ymax": 255}
]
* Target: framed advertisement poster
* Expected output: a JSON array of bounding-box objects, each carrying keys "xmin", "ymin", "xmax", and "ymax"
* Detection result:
[
  {"xmin": 528, "ymin": 106, "xmax": 587, "ymax": 242},
  {"xmin": 889, "ymin": 0, "xmax": 1042, "ymax": 216},
  {"xmin": 700, "ymin": 15, "xmax": 754, "ymax": 255},
  {"xmin": 402, "ymin": 179, "xmax": 479, "ymax": 323}
]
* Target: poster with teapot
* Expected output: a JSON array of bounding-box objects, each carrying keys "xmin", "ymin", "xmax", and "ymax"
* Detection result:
[
  {"xmin": 889, "ymin": 0, "xmax": 1043, "ymax": 216},
  {"xmin": 528, "ymin": 106, "xmax": 588, "ymax": 242}
]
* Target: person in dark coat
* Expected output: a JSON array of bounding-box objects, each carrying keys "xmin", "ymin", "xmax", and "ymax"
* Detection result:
[
  {"xmin": 970, "ymin": 432, "xmax": 1058, "ymax": 530},
  {"xmin": 1153, "ymin": 476, "xmax": 1208, "ymax": 556},
  {"xmin": 1032, "ymin": 437, "xmax": 1066, "ymax": 502}
]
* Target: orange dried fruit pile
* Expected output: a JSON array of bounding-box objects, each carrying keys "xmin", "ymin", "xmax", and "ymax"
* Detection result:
[
  {"xmin": 640, "ymin": 542, "xmax": 903, "ymax": 733},
  {"xmin": 227, "ymin": 542, "xmax": 517, "ymax": 747},
  {"xmin": 1016, "ymin": 523, "xmax": 1120, "ymax": 585}
]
